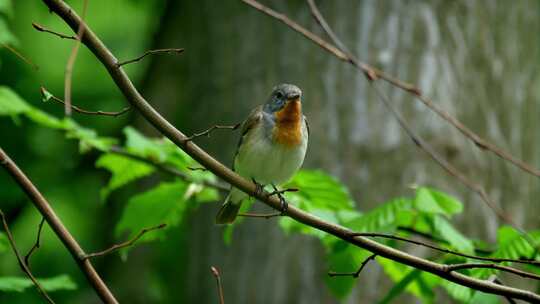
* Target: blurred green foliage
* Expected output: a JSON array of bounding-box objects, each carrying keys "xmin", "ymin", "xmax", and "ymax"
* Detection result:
[{"xmin": 2, "ymin": 85, "xmax": 540, "ymax": 303}]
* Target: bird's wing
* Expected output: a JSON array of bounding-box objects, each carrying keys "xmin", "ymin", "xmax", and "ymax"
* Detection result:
[
  {"xmin": 303, "ymin": 115, "xmax": 309, "ymax": 137},
  {"xmin": 232, "ymin": 105, "xmax": 263, "ymax": 170}
]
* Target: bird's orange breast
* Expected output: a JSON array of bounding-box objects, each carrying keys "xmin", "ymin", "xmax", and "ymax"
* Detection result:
[{"xmin": 272, "ymin": 99, "xmax": 303, "ymax": 147}]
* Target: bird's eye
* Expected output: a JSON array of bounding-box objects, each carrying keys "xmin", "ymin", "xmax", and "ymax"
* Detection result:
[{"xmin": 276, "ymin": 92, "xmax": 284, "ymax": 99}]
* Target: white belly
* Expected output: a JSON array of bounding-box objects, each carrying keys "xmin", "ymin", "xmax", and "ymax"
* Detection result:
[{"xmin": 234, "ymin": 123, "xmax": 308, "ymax": 186}]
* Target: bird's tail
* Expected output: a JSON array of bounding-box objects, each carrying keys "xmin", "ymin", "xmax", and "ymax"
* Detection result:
[{"xmin": 215, "ymin": 193, "xmax": 241, "ymax": 225}]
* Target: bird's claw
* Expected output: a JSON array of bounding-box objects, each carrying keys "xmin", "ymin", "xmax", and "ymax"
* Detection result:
[
  {"xmin": 269, "ymin": 183, "xmax": 288, "ymax": 215},
  {"xmin": 251, "ymin": 178, "xmax": 264, "ymax": 197}
]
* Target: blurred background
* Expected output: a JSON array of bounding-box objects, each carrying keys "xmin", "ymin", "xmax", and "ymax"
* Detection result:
[{"xmin": 1, "ymin": 0, "xmax": 539, "ymax": 303}]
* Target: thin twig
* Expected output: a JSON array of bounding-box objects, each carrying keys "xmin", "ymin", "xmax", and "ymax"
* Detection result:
[
  {"xmin": 24, "ymin": 217, "xmax": 46, "ymax": 268},
  {"xmin": 184, "ymin": 124, "xmax": 241, "ymax": 142},
  {"xmin": 352, "ymin": 232, "xmax": 540, "ymax": 267},
  {"xmin": 489, "ymin": 276, "xmax": 517, "ymax": 304},
  {"xmin": 32, "ymin": 22, "xmax": 77, "ymax": 40},
  {"xmin": 0, "ymin": 210, "xmax": 55, "ymax": 304},
  {"xmin": 41, "ymin": 87, "xmax": 131, "ymax": 117},
  {"xmin": 83, "ymin": 224, "xmax": 166, "ymax": 259},
  {"xmin": 210, "ymin": 266, "xmax": 225, "ymax": 304},
  {"xmin": 187, "ymin": 166, "xmax": 208, "ymax": 172},
  {"xmin": 1, "ymin": 43, "xmax": 39, "ymax": 70},
  {"xmin": 266, "ymin": 188, "xmax": 298, "ymax": 197},
  {"xmin": 306, "ymin": 0, "xmax": 540, "ymax": 177},
  {"xmin": 328, "ymin": 254, "xmax": 377, "ymax": 278},
  {"xmin": 41, "ymin": 0, "xmax": 540, "ymax": 300},
  {"xmin": 64, "ymin": 0, "xmax": 88, "ymax": 116},
  {"xmin": 116, "ymin": 48, "xmax": 184, "ymax": 67},
  {"xmin": 238, "ymin": 212, "xmax": 282, "ymax": 219},
  {"xmin": 446, "ymin": 263, "xmax": 540, "ymax": 281},
  {"xmin": 109, "ymin": 146, "xmax": 229, "ymax": 192}
]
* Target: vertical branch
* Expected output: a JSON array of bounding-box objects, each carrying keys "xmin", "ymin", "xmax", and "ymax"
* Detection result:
[
  {"xmin": 64, "ymin": 0, "xmax": 88, "ymax": 116},
  {"xmin": 0, "ymin": 210, "xmax": 55, "ymax": 304},
  {"xmin": 211, "ymin": 266, "xmax": 225, "ymax": 304},
  {"xmin": 0, "ymin": 147, "xmax": 118, "ymax": 304}
]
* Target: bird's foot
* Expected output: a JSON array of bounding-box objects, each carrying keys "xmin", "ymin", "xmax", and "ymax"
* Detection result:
[
  {"xmin": 268, "ymin": 183, "xmax": 293, "ymax": 215},
  {"xmin": 251, "ymin": 178, "xmax": 265, "ymax": 197}
]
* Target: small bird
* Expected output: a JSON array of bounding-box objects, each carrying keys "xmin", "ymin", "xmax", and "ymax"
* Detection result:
[{"xmin": 216, "ymin": 83, "xmax": 309, "ymax": 224}]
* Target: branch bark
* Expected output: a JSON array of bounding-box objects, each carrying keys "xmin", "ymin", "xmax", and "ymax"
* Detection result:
[
  {"xmin": 38, "ymin": 0, "xmax": 540, "ymax": 302},
  {"xmin": 0, "ymin": 147, "xmax": 118, "ymax": 304}
]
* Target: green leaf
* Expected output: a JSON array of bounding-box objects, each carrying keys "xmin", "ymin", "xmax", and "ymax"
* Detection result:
[
  {"xmin": 66, "ymin": 122, "xmax": 117, "ymax": 153},
  {"xmin": 378, "ymin": 259, "xmax": 436, "ymax": 302},
  {"xmin": 0, "ymin": 18, "xmax": 16, "ymax": 45},
  {"xmin": 115, "ymin": 181, "xmax": 190, "ymax": 254},
  {"xmin": 96, "ymin": 153, "xmax": 155, "ymax": 199},
  {"xmin": 285, "ymin": 170, "xmax": 355, "ymax": 211},
  {"xmin": 441, "ymin": 281, "xmax": 472, "ymax": 303},
  {"xmin": 430, "ymin": 215, "xmax": 474, "ymax": 254},
  {"xmin": 414, "ymin": 187, "xmax": 463, "ymax": 217},
  {"xmin": 468, "ymin": 291, "xmax": 500, "ymax": 304},
  {"xmin": 345, "ymin": 198, "xmax": 413, "ymax": 233},
  {"xmin": 124, "ymin": 127, "xmax": 168, "ymax": 162},
  {"xmin": 378, "ymin": 269, "xmax": 424, "ymax": 304},
  {"xmin": 0, "ymin": 274, "xmax": 77, "ymax": 292},
  {"xmin": 0, "ymin": 86, "xmax": 31, "ymax": 117},
  {"xmin": 324, "ymin": 242, "xmax": 371, "ymax": 299},
  {"xmin": 0, "ymin": 0, "xmax": 13, "ymax": 18}
]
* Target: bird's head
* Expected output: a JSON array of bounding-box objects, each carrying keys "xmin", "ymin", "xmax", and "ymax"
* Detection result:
[{"xmin": 264, "ymin": 83, "xmax": 302, "ymax": 114}]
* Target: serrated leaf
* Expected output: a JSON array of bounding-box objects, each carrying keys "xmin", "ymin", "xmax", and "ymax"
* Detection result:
[
  {"xmin": 414, "ymin": 187, "xmax": 463, "ymax": 217},
  {"xmin": 115, "ymin": 181, "xmax": 189, "ymax": 254},
  {"xmin": 378, "ymin": 259, "xmax": 435, "ymax": 302},
  {"xmin": 285, "ymin": 170, "xmax": 355, "ymax": 211},
  {"xmin": 442, "ymin": 281, "xmax": 472, "ymax": 303},
  {"xmin": 431, "ymin": 215, "xmax": 474, "ymax": 254},
  {"xmin": 0, "ymin": 274, "xmax": 77, "ymax": 292},
  {"xmin": 378, "ymin": 269, "xmax": 424, "ymax": 304},
  {"xmin": 66, "ymin": 123, "xmax": 117, "ymax": 153},
  {"xmin": 96, "ymin": 153, "xmax": 155, "ymax": 199},
  {"xmin": 345, "ymin": 198, "xmax": 413, "ymax": 233}
]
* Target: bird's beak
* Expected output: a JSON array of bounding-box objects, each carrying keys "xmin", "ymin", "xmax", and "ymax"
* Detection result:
[{"xmin": 287, "ymin": 93, "xmax": 301, "ymax": 102}]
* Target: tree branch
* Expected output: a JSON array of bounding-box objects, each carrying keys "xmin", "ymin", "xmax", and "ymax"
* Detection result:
[
  {"xmin": 328, "ymin": 254, "xmax": 376, "ymax": 278},
  {"xmin": 83, "ymin": 224, "xmax": 166, "ymax": 259},
  {"xmin": 0, "ymin": 147, "xmax": 118, "ymax": 304},
  {"xmin": 210, "ymin": 266, "xmax": 225, "ymax": 304},
  {"xmin": 41, "ymin": 87, "xmax": 131, "ymax": 117},
  {"xmin": 64, "ymin": 0, "xmax": 88, "ymax": 116},
  {"xmin": 39, "ymin": 0, "xmax": 540, "ymax": 301},
  {"xmin": 184, "ymin": 123, "xmax": 241, "ymax": 142},
  {"xmin": 0, "ymin": 210, "xmax": 55, "ymax": 304},
  {"xmin": 24, "ymin": 217, "xmax": 46, "ymax": 268},
  {"xmin": 117, "ymin": 48, "xmax": 185, "ymax": 67},
  {"xmin": 32, "ymin": 22, "xmax": 76, "ymax": 40}
]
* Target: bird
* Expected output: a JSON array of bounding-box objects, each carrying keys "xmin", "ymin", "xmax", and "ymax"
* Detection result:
[{"xmin": 215, "ymin": 83, "xmax": 309, "ymax": 224}]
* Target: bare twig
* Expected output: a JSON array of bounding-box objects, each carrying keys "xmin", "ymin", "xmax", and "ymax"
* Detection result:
[
  {"xmin": 24, "ymin": 217, "xmax": 46, "ymax": 268},
  {"xmin": 116, "ymin": 48, "xmax": 184, "ymax": 67},
  {"xmin": 244, "ymin": 0, "xmax": 535, "ymax": 247},
  {"xmin": 187, "ymin": 166, "xmax": 208, "ymax": 172},
  {"xmin": 1, "ymin": 43, "xmax": 39, "ymax": 70},
  {"xmin": 40, "ymin": 0, "xmax": 540, "ymax": 300},
  {"xmin": 0, "ymin": 210, "xmax": 55, "ymax": 304},
  {"xmin": 353, "ymin": 232, "xmax": 540, "ymax": 267},
  {"xmin": 238, "ymin": 212, "xmax": 282, "ymax": 219},
  {"xmin": 83, "ymin": 224, "xmax": 166, "ymax": 259},
  {"xmin": 210, "ymin": 266, "xmax": 225, "ymax": 304},
  {"xmin": 41, "ymin": 87, "xmax": 130, "ymax": 117},
  {"xmin": 328, "ymin": 254, "xmax": 377, "ymax": 278},
  {"xmin": 0, "ymin": 147, "xmax": 118, "ymax": 303},
  {"xmin": 32, "ymin": 22, "xmax": 76, "ymax": 40},
  {"xmin": 446, "ymin": 263, "xmax": 540, "ymax": 281},
  {"xmin": 184, "ymin": 124, "xmax": 241, "ymax": 142},
  {"xmin": 489, "ymin": 276, "xmax": 517, "ymax": 304},
  {"xmin": 63, "ymin": 0, "xmax": 88, "ymax": 116}
]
